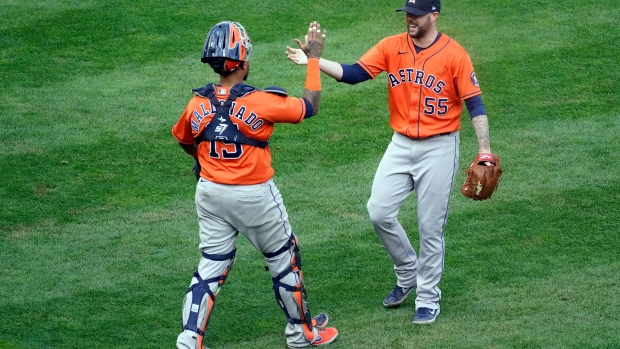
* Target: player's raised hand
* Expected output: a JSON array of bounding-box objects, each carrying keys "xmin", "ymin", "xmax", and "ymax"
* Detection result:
[
  {"xmin": 286, "ymin": 46, "xmax": 307, "ymax": 65},
  {"xmin": 298, "ymin": 21, "xmax": 325, "ymax": 58},
  {"xmin": 287, "ymin": 21, "xmax": 326, "ymax": 63}
]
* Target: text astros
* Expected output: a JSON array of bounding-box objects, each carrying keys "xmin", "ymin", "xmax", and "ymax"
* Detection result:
[{"xmin": 388, "ymin": 68, "xmax": 446, "ymax": 94}]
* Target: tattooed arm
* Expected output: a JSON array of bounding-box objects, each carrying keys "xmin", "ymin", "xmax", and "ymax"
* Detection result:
[{"xmin": 471, "ymin": 115, "xmax": 492, "ymax": 154}]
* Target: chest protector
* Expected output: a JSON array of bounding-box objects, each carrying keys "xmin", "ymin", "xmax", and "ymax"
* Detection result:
[{"xmin": 194, "ymin": 83, "xmax": 271, "ymax": 148}]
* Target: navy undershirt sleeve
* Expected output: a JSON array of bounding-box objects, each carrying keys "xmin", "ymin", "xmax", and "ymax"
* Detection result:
[
  {"xmin": 302, "ymin": 98, "xmax": 314, "ymax": 119},
  {"xmin": 465, "ymin": 95, "xmax": 487, "ymax": 119},
  {"xmin": 339, "ymin": 63, "xmax": 372, "ymax": 85}
]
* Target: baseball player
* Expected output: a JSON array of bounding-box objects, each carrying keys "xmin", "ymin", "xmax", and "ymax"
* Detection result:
[
  {"xmin": 172, "ymin": 21, "xmax": 338, "ymax": 348},
  {"xmin": 286, "ymin": 0, "xmax": 495, "ymax": 324}
]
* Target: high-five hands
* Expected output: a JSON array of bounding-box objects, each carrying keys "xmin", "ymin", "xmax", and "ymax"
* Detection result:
[{"xmin": 287, "ymin": 21, "xmax": 326, "ymax": 63}]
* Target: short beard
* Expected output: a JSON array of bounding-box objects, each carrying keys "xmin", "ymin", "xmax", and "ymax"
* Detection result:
[
  {"xmin": 408, "ymin": 14, "xmax": 432, "ymax": 40},
  {"xmin": 410, "ymin": 25, "xmax": 428, "ymax": 39}
]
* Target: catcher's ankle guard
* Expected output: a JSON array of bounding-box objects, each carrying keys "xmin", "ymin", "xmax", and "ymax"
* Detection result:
[
  {"xmin": 264, "ymin": 235, "xmax": 315, "ymax": 340},
  {"xmin": 182, "ymin": 249, "xmax": 236, "ymax": 348}
]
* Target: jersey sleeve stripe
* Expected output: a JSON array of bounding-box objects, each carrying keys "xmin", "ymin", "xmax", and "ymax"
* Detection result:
[
  {"xmin": 299, "ymin": 98, "xmax": 309, "ymax": 121},
  {"xmin": 356, "ymin": 60, "xmax": 378, "ymax": 79},
  {"xmin": 460, "ymin": 90, "xmax": 482, "ymax": 99}
]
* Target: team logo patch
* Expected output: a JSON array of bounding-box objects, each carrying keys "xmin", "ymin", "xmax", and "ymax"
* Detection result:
[
  {"xmin": 218, "ymin": 88, "xmax": 227, "ymax": 94},
  {"xmin": 470, "ymin": 71, "xmax": 479, "ymax": 87}
]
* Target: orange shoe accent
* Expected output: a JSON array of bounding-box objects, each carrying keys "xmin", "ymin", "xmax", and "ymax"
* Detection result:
[{"xmin": 311, "ymin": 327, "xmax": 338, "ymax": 346}]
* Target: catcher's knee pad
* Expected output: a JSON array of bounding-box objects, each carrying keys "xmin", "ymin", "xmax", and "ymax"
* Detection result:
[
  {"xmin": 182, "ymin": 248, "xmax": 236, "ymax": 348},
  {"xmin": 264, "ymin": 235, "xmax": 314, "ymax": 340}
]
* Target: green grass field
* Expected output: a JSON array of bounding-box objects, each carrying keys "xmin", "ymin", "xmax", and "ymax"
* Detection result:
[{"xmin": 1, "ymin": 0, "xmax": 619, "ymax": 348}]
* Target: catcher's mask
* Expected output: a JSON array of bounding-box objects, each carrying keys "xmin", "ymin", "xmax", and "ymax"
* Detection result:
[{"xmin": 201, "ymin": 21, "xmax": 252, "ymax": 76}]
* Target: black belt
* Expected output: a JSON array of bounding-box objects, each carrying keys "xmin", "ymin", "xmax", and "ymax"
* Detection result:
[
  {"xmin": 427, "ymin": 132, "xmax": 452, "ymax": 138},
  {"xmin": 401, "ymin": 131, "xmax": 452, "ymax": 140}
]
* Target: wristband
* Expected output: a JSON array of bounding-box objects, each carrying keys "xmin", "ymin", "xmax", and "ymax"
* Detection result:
[
  {"xmin": 305, "ymin": 58, "xmax": 321, "ymax": 91},
  {"xmin": 477, "ymin": 153, "xmax": 494, "ymax": 165}
]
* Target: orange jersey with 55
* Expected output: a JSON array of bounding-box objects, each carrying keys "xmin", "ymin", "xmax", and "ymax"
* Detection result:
[
  {"xmin": 357, "ymin": 33, "xmax": 481, "ymax": 138},
  {"xmin": 172, "ymin": 86, "xmax": 307, "ymax": 185}
]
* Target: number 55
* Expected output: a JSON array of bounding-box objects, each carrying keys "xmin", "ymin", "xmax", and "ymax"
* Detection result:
[{"xmin": 424, "ymin": 97, "xmax": 449, "ymax": 116}]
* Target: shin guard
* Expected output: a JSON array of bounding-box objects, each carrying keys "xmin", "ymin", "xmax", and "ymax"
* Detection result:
[
  {"xmin": 266, "ymin": 235, "xmax": 315, "ymax": 341},
  {"xmin": 181, "ymin": 249, "xmax": 236, "ymax": 349}
]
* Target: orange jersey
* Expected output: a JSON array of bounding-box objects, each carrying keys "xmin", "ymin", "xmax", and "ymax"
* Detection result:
[
  {"xmin": 172, "ymin": 85, "xmax": 309, "ymax": 185},
  {"xmin": 357, "ymin": 32, "xmax": 481, "ymax": 138}
]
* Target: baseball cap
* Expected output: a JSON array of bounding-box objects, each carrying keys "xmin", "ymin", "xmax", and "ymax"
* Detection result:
[{"xmin": 396, "ymin": 0, "xmax": 441, "ymax": 15}]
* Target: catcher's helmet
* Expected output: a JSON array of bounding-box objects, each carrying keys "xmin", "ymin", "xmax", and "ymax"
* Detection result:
[{"xmin": 201, "ymin": 21, "xmax": 252, "ymax": 76}]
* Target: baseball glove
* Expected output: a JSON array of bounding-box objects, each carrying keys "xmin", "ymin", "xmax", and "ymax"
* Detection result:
[{"xmin": 460, "ymin": 153, "xmax": 503, "ymax": 200}]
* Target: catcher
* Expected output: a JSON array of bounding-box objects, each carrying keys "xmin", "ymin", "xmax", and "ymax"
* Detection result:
[{"xmin": 172, "ymin": 21, "xmax": 337, "ymax": 349}]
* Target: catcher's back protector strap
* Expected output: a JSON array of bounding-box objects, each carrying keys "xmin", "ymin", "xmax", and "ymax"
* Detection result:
[
  {"xmin": 194, "ymin": 83, "xmax": 269, "ymax": 149},
  {"xmin": 182, "ymin": 248, "xmax": 236, "ymax": 348},
  {"xmin": 264, "ymin": 234, "xmax": 315, "ymax": 340}
]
